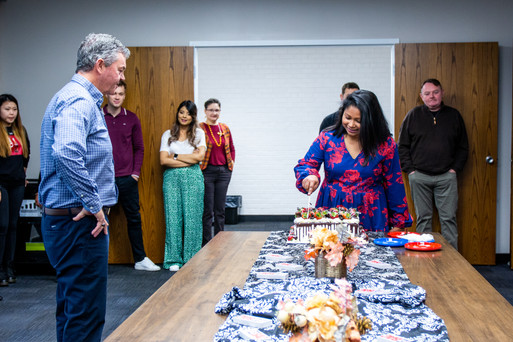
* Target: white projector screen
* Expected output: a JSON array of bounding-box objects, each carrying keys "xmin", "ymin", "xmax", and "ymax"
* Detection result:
[{"xmin": 195, "ymin": 44, "xmax": 394, "ymax": 215}]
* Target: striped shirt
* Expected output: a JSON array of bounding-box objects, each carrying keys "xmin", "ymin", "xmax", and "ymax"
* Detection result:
[{"xmin": 39, "ymin": 74, "xmax": 117, "ymax": 213}]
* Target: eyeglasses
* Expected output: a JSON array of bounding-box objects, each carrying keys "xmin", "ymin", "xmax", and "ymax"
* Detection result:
[{"xmin": 206, "ymin": 109, "xmax": 221, "ymax": 113}]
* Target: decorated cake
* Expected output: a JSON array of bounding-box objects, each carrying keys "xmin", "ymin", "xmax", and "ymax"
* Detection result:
[{"xmin": 288, "ymin": 206, "xmax": 361, "ymax": 243}]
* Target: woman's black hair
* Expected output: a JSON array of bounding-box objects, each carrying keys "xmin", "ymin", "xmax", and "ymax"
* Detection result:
[
  {"xmin": 0, "ymin": 93, "xmax": 30, "ymax": 158},
  {"xmin": 168, "ymin": 100, "xmax": 199, "ymax": 148},
  {"xmin": 332, "ymin": 90, "xmax": 391, "ymax": 165},
  {"xmin": 0, "ymin": 94, "xmax": 18, "ymax": 108}
]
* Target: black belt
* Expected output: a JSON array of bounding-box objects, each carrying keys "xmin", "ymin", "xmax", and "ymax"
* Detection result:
[{"xmin": 43, "ymin": 207, "xmax": 111, "ymax": 216}]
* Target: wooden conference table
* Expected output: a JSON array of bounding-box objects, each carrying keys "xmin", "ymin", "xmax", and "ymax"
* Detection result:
[{"xmin": 105, "ymin": 231, "xmax": 513, "ymax": 341}]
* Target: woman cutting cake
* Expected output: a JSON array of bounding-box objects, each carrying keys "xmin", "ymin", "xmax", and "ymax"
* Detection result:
[{"xmin": 294, "ymin": 90, "xmax": 412, "ymax": 232}]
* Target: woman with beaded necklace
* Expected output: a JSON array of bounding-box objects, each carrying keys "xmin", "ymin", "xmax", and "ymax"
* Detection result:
[
  {"xmin": 0, "ymin": 94, "xmax": 30, "ymax": 286},
  {"xmin": 160, "ymin": 100, "xmax": 206, "ymax": 272},
  {"xmin": 199, "ymin": 98, "xmax": 235, "ymax": 246}
]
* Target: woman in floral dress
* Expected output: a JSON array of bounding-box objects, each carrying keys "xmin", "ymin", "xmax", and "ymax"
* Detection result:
[{"xmin": 295, "ymin": 90, "xmax": 412, "ymax": 232}]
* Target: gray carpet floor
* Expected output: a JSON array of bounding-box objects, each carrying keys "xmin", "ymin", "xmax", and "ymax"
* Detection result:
[{"xmin": 0, "ymin": 221, "xmax": 511, "ymax": 341}]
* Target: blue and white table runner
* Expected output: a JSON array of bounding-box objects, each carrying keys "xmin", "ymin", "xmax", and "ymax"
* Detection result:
[{"xmin": 214, "ymin": 231, "xmax": 449, "ymax": 341}]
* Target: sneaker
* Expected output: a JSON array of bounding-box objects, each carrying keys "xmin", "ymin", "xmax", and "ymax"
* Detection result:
[
  {"xmin": 169, "ymin": 265, "xmax": 180, "ymax": 272},
  {"xmin": 134, "ymin": 257, "xmax": 161, "ymax": 271}
]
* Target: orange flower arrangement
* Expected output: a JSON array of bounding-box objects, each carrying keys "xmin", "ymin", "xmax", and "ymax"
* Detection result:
[
  {"xmin": 304, "ymin": 227, "xmax": 365, "ymax": 271},
  {"xmin": 277, "ymin": 279, "xmax": 371, "ymax": 342}
]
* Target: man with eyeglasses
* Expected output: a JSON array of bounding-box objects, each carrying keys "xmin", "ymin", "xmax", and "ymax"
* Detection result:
[{"xmin": 398, "ymin": 78, "xmax": 468, "ymax": 250}]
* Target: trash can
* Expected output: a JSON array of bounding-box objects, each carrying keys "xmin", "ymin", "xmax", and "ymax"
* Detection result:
[{"xmin": 225, "ymin": 195, "xmax": 242, "ymax": 224}]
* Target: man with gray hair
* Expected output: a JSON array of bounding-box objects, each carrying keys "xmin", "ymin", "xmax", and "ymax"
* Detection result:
[{"xmin": 39, "ymin": 33, "xmax": 130, "ymax": 341}]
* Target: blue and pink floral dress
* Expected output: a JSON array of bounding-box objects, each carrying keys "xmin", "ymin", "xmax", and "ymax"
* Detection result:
[{"xmin": 294, "ymin": 132, "xmax": 412, "ymax": 232}]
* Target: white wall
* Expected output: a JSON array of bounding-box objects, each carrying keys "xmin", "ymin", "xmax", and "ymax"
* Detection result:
[{"xmin": 1, "ymin": 0, "xmax": 512, "ymax": 253}]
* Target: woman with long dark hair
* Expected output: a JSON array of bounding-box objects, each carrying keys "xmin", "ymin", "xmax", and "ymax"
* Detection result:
[
  {"xmin": 160, "ymin": 100, "xmax": 206, "ymax": 271},
  {"xmin": 294, "ymin": 90, "xmax": 411, "ymax": 232},
  {"xmin": 0, "ymin": 94, "xmax": 30, "ymax": 285}
]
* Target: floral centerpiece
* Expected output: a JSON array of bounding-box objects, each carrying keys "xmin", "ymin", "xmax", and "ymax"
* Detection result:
[
  {"xmin": 305, "ymin": 227, "xmax": 366, "ymax": 278},
  {"xmin": 277, "ymin": 278, "xmax": 372, "ymax": 342}
]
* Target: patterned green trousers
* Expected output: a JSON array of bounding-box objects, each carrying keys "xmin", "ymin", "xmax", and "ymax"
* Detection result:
[{"xmin": 162, "ymin": 164, "xmax": 204, "ymax": 269}]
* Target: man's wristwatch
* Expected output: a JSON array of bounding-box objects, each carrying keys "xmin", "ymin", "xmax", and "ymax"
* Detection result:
[{"xmin": 173, "ymin": 153, "xmax": 178, "ymax": 160}]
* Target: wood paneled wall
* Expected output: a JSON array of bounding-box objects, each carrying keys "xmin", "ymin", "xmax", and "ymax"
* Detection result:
[
  {"xmin": 107, "ymin": 43, "xmax": 498, "ymax": 265},
  {"xmin": 108, "ymin": 47, "xmax": 194, "ymax": 263},
  {"xmin": 395, "ymin": 43, "xmax": 498, "ymax": 264}
]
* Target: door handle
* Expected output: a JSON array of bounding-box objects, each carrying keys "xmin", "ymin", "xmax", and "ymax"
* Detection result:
[{"xmin": 485, "ymin": 156, "xmax": 494, "ymax": 164}]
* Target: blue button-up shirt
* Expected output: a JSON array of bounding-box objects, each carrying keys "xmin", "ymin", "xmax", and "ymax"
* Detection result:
[{"xmin": 39, "ymin": 74, "xmax": 117, "ymax": 213}]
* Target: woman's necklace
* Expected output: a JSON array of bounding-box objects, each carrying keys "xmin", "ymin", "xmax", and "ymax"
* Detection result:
[{"xmin": 207, "ymin": 123, "xmax": 223, "ymax": 147}]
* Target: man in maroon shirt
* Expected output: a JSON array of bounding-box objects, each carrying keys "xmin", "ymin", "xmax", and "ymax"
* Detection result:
[{"xmin": 104, "ymin": 80, "xmax": 160, "ymax": 271}]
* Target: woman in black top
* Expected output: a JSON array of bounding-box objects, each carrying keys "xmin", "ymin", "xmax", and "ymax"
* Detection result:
[{"xmin": 0, "ymin": 94, "xmax": 30, "ymax": 286}]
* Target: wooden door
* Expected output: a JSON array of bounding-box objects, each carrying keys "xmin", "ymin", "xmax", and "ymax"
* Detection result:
[
  {"xmin": 108, "ymin": 47, "xmax": 194, "ymax": 263},
  {"xmin": 395, "ymin": 43, "xmax": 498, "ymax": 265}
]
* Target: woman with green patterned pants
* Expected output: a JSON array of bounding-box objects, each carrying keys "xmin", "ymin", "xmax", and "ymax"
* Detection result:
[{"xmin": 160, "ymin": 101, "xmax": 206, "ymax": 272}]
